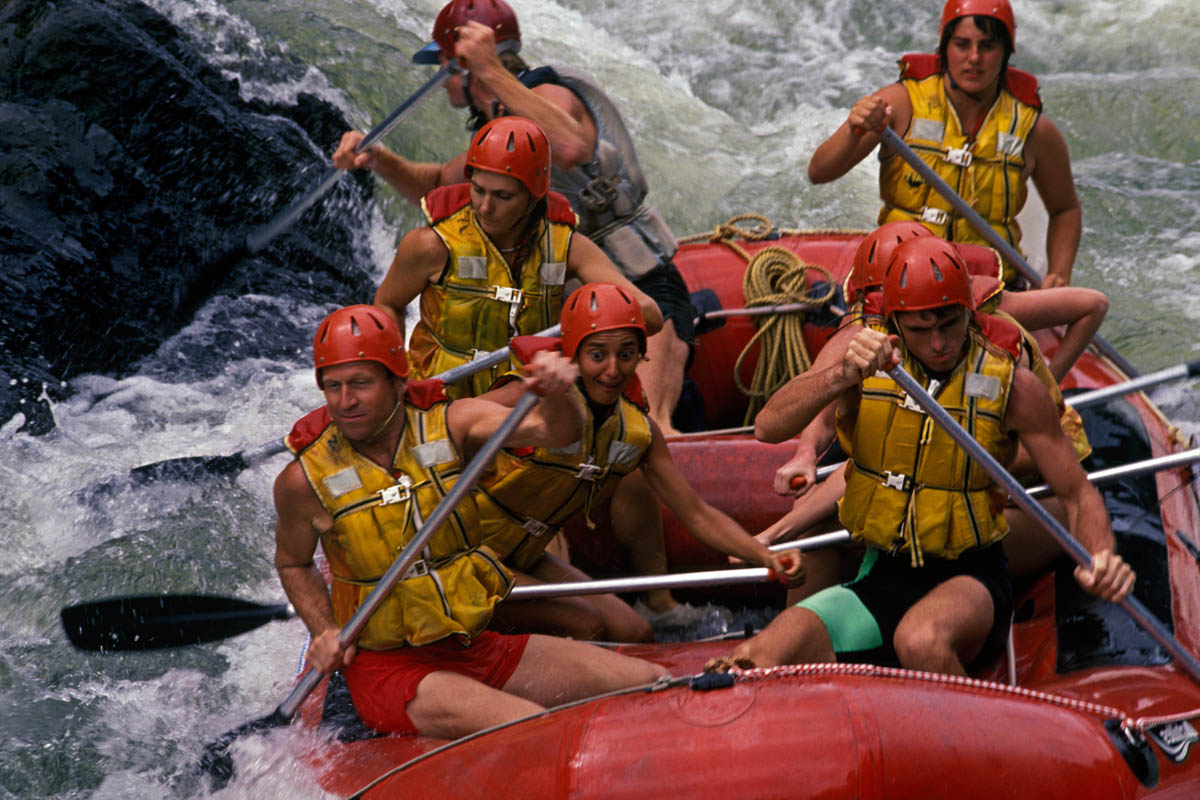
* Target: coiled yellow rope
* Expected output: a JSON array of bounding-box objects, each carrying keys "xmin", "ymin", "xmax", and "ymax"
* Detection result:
[
  {"xmin": 736, "ymin": 246, "xmax": 835, "ymax": 423},
  {"xmin": 682, "ymin": 215, "xmax": 857, "ymax": 423}
]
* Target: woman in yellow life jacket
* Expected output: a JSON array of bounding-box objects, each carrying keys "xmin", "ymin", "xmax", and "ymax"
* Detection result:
[
  {"xmin": 475, "ymin": 283, "xmax": 804, "ymax": 641},
  {"xmin": 373, "ymin": 116, "xmax": 661, "ymax": 399},
  {"xmin": 807, "ymin": 0, "xmax": 1082, "ymax": 289}
]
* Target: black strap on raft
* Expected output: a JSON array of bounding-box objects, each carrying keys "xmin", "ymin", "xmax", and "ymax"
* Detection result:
[{"xmin": 1105, "ymin": 719, "xmax": 1159, "ymax": 788}]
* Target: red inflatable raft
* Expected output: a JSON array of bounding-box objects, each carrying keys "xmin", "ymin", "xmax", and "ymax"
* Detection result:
[{"xmin": 289, "ymin": 223, "xmax": 1200, "ymax": 799}]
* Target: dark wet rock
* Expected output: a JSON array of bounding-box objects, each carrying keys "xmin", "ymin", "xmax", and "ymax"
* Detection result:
[{"xmin": 0, "ymin": 0, "xmax": 377, "ymax": 433}]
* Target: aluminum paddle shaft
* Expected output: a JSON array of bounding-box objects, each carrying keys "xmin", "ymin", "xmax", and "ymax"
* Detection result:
[
  {"xmin": 886, "ymin": 362, "xmax": 1200, "ymax": 683},
  {"xmin": 878, "ymin": 127, "xmax": 1139, "ymax": 378},
  {"xmin": 276, "ymin": 391, "xmax": 539, "ymax": 719},
  {"xmin": 244, "ymin": 64, "xmax": 458, "ymax": 257}
]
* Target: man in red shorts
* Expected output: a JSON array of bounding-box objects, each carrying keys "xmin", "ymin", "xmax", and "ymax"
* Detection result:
[{"xmin": 274, "ymin": 305, "xmax": 666, "ymax": 738}]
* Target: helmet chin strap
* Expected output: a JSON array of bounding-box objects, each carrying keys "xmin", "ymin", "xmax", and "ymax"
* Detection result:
[
  {"xmin": 945, "ymin": 71, "xmax": 988, "ymax": 104},
  {"xmin": 362, "ymin": 393, "xmax": 405, "ymax": 442}
]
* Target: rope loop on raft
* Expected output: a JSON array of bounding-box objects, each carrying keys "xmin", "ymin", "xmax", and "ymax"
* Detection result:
[{"xmin": 680, "ymin": 215, "xmax": 860, "ymax": 423}]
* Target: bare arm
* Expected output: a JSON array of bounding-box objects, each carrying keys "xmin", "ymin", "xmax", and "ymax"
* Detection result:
[
  {"xmin": 756, "ymin": 468, "xmax": 846, "ymax": 548},
  {"xmin": 1026, "ymin": 115, "xmax": 1082, "ymax": 289},
  {"xmin": 1007, "ymin": 368, "xmax": 1134, "ymax": 601},
  {"xmin": 455, "ymin": 22, "xmax": 595, "ymax": 168},
  {"xmin": 639, "ymin": 420, "xmax": 801, "ymax": 584},
  {"xmin": 757, "ymin": 327, "xmax": 895, "ymax": 443},
  {"xmin": 566, "ymin": 233, "xmax": 664, "ymax": 335},
  {"xmin": 373, "ymin": 227, "xmax": 450, "ymax": 337},
  {"xmin": 273, "ymin": 461, "xmax": 354, "ymax": 673},
  {"xmin": 996, "ymin": 286, "xmax": 1108, "ymax": 381},
  {"xmin": 808, "ymin": 84, "xmax": 911, "ymax": 184},
  {"xmin": 449, "ymin": 350, "xmax": 583, "ymax": 457},
  {"xmin": 331, "ymin": 136, "xmax": 467, "ymax": 206},
  {"xmin": 772, "ymin": 324, "xmax": 859, "ymax": 494}
]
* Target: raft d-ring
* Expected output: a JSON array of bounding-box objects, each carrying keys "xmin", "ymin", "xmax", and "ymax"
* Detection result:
[{"xmin": 1105, "ymin": 719, "xmax": 1160, "ymax": 788}]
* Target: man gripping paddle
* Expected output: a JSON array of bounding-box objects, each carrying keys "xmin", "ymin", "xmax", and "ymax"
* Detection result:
[
  {"xmin": 274, "ymin": 305, "xmax": 664, "ymax": 738},
  {"xmin": 711, "ymin": 237, "xmax": 1133, "ymax": 676}
]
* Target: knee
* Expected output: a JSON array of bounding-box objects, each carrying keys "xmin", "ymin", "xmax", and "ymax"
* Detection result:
[
  {"xmin": 739, "ymin": 606, "xmax": 829, "ymax": 668},
  {"xmin": 893, "ymin": 622, "xmax": 952, "ymax": 671},
  {"xmin": 570, "ymin": 605, "xmax": 608, "ymax": 642},
  {"xmin": 611, "ymin": 614, "xmax": 654, "ymax": 644}
]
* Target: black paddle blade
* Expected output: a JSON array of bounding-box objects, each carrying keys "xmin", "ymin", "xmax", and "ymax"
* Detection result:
[
  {"xmin": 129, "ymin": 451, "xmax": 249, "ymax": 485},
  {"xmin": 60, "ymin": 594, "xmax": 291, "ymax": 651},
  {"xmin": 197, "ymin": 708, "xmax": 292, "ymax": 791}
]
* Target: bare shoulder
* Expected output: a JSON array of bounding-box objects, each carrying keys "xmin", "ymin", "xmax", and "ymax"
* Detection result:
[
  {"xmin": 531, "ymin": 82, "xmax": 590, "ymax": 120},
  {"xmin": 1006, "ymin": 365, "xmax": 1059, "ymax": 432},
  {"xmin": 400, "ymin": 227, "xmax": 450, "ymax": 271},
  {"xmin": 878, "ymin": 82, "xmax": 913, "ymax": 126},
  {"xmin": 274, "ymin": 459, "xmax": 312, "ymax": 505}
]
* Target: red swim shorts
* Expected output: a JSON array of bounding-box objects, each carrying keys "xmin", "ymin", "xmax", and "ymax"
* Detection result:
[{"xmin": 342, "ymin": 631, "xmax": 530, "ymax": 735}]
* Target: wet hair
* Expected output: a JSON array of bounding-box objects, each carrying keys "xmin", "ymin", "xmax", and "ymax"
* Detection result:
[
  {"xmin": 938, "ymin": 14, "xmax": 1013, "ymax": 72},
  {"xmin": 466, "ymin": 51, "xmax": 531, "ymax": 132}
]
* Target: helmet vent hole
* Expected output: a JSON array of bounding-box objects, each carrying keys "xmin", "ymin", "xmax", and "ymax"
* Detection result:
[
  {"xmin": 589, "ymin": 293, "xmax": 599, "ymax": 311},
  {"xmin": 930, "ymin": 259, "xmax": 944, "ymax": 281},
  {"xmin": 505, "ymin": 132, "xmax": 516, "ymax": 153},
  {"xmin": 898, "ymin": 266, "xmax": 908, "ymax": 288},
  {"xmin": 350, "ymin": 318, "xmax": 361, "ymax": 336}
]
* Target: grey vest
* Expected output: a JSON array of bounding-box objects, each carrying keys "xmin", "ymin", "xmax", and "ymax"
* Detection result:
[{"xmin": 543, "ymin": 65, "xmax": 678, "ymax": 278}]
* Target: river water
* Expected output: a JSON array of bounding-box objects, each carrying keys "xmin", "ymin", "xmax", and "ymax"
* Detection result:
[{"xmin": 2, "ymin": 1, "xmax": 1198, "ymax": 797}]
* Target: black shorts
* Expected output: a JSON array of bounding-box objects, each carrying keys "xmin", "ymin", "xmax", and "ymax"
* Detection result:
[
  {"xmin": 798, "ymin": 543, "xmax": 1013, "ymax": 671},
  {"xmin": 632, "ymin": 260, "xmax": 696, "ymax": 349}
]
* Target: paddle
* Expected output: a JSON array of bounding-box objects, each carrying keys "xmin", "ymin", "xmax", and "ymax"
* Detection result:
[
  {"xmin": 173, "ymin": 63, "xmax": 459, "ymax": 320},
  {"xmin": 196, "ymin": 389, "xmax": 540, "ymax": 788},
  {"xmin": 60, "ymin": 594, "xmax": 292, "ymax": 652},
  {"xmin": 1065, "ymin": 359, "xmax": 1200, "ymax": 410},
  {"xmin": 123, "ymin": 323, "xmax": 562, "ymax": 486},
  {"xmin": 878, "ymin": 127, "xmax": 1140, "ymax": 379},
  {"xmin": 887, "ymin": 361, "xmax": 1200, "ymax": 684},
  {"xmin": 60, "ymin": 530, "xmax": 853, "ymax": 653}
]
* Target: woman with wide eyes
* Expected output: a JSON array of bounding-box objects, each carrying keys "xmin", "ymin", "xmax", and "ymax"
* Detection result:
[{"xmin": 474, "ymin": 283, "xmax": 805, "ymax": 641}]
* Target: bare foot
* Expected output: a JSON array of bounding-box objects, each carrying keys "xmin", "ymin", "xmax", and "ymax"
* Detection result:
[{"xmin": 702, "ymin": 655, "xmax": 756, "ymax": 674}]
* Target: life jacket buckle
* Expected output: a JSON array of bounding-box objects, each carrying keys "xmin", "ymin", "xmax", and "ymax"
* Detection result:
[
  {"xmin": 378, "ymin": 475, "xmax": 413, "ymax": 506},
  {"xmin": 919, "ymin": 207, "xmax": 949, "ymax": 226},
  {"xmin": 945, "ymin": 147, "xmax": 973, "ymax": 167},
  {"xmin": 493, "ymin": 286, "xmax": 524, "ymax": 305},
  {"xmin": 575, "ymin": 461, "xmax": 603, "ymax": 481},
  {"xmin": 881, "ymin": 470, "xmax": 911, "ymax": 492},
  {"xmin": 901, "ymin": 392, "xmax": 926, "ymax": 413},
  {"xmin": 521, "ymin": 518, "xmax": 553, "ymax": 538},
  {"xmin": 403, "ymin": 559, "xmax": 430, "ymax": 579}
]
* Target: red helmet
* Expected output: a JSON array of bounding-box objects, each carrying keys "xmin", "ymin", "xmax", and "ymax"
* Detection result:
[
  {"xmin": 940, "ymin": 0, "xmax": 1016, "ymax": 50},
  {"xmin": 850, "ymin": 221, "xmax": 935, "ymax": 300},
  {"xmin": 882, "ymin": 237, "xmax": 975, "ymax": 318},
  {"xmin": 312, "ymin": 305, "xmax": 409, "ymax": 387},
  {"xmin": 466, "ymin": 116, "xmax": 551, "ymax": 198},
  {"xmin": 413, "ymin": 0, "xmax": 521, "ymax": 64},
  {"xmin": 561, "ymin": 283, "xmax": 647, "ymax": 359}
]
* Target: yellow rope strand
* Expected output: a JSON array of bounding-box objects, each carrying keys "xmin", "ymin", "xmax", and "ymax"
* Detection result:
[
  {"xmin": 735, "ymin": 246, "xmax": 834, "ymax": 423},
  {"xmin": 680, "ymin": 215, "xmax": 852, "ymax": 424}
]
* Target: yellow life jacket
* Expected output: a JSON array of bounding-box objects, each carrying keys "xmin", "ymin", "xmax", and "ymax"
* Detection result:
[
  {"xmin": 878, "ymin": 54, "xmax": 1042, "ymax": 285},
  {"xmin": 970, "ymin": 277, "xmax": 1091, "ymax": 463},
  {"xmin": 292, "ymin": 389, "xmax": 513, "ymax": 650},
  {"xmin": 992, "ymin": 310, "xmax": 1091, "ymax": 462},
  {"xmin": 408, "ymin": 183, "xmax": 577, "ymax": 399},
  {"xmin": 474, "ymin": 381, "xmax": 653, "ymax": 572},
  {"xmin": 837, "ymin": 326, "xmax": 1018, "ymax": 566}
]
